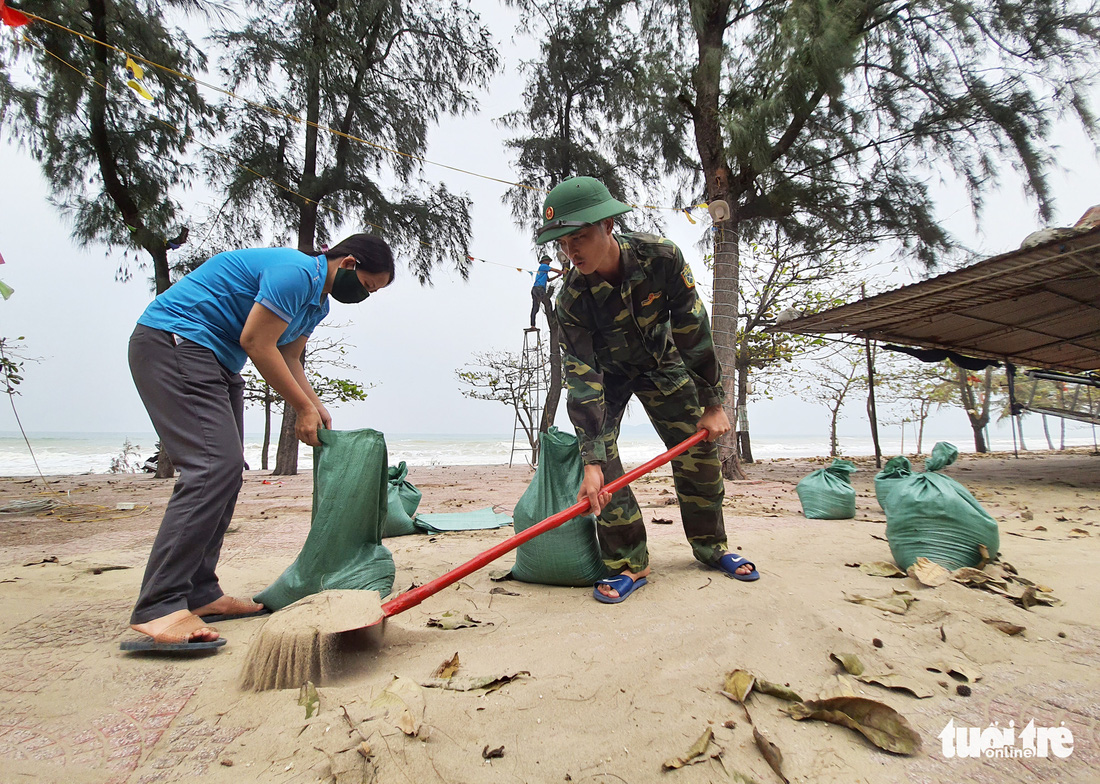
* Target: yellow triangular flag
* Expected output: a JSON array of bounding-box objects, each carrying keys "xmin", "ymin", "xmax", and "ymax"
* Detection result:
[
  {"xmin": 125, "ymin": 56, "xmax": 153, "ymax": 100},
  {"xmin": 127, "ymin": 79, "xmax": 154, "ymax": 100}
]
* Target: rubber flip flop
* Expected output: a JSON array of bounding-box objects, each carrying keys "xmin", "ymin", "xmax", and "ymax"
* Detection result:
[
  {"xmin": 198, "ymin": 609, "xmax": 272, "ymax": 623},
  {"xmin": 120, "ymin": 638, "xmax": 227, "ymax": 652},
  {"xmin": 715, "ymin": 553, "xmax": 759, "ymax": 582},
  {"xmin": 593, "ymin": 574, "xmax": 648, "ymax": 604}
]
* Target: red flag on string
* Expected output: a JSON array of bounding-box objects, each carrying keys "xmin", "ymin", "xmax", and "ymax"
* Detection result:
[{"xmin": 0, "ymin": 1, "xmax": 31, "ymax": 27}]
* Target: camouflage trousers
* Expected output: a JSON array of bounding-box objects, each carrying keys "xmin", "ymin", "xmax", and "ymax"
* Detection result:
[{"xmin": 594, "ymin": 372, "xmax": 728, "ymax": 572}]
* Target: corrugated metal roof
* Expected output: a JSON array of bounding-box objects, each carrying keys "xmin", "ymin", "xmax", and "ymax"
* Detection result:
[{"xmin": 767, "ymin": 226, "xmax": 1100, "ymax": 372}]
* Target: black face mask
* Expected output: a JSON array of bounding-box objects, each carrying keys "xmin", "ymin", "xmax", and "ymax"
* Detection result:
[{"xmin": 330, "ymin": 267, "xmax": 370, "ymax": 304}]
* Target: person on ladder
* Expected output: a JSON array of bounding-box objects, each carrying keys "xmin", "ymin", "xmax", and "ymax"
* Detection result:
[
  {"xmin": 535, "ymin": 176, "xmax": 760, "ymax": 603},
  {"xmin": 529, "ymin": 254, "xmax": 562, "ymax": 331}
]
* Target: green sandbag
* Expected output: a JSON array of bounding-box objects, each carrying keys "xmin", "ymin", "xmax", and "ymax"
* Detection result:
[
  {"xmin": 383, "ymin": 461, "xmax": 421, "ymax": 537},
  {"xmin": 254, "ymin": 428, "xmax": 395, "ymax": 611},
  {"xmin": 885, "ymin": 442, "xmax": 1000, "ymax": 571},
  {"xmin": 510, "ymin": 428, "xmax": 608, "ymax": 587},
  {"xmin": 795, "ymin": 458, "xmax": 858, "ymax": 519},
  {"xmin": 874, "ymin": 455, "xmax": 912, "ymax": 510}
]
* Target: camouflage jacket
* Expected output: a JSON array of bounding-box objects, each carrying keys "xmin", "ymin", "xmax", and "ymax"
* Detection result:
[{"xmin": 556, "ymin": 232, "xmax": 725, "ymax": 464}]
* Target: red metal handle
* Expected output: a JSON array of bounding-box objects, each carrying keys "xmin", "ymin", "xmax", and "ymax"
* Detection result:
[{"xmin": 381, "ymin": 428, "xmax": 709, "ymax": 618}]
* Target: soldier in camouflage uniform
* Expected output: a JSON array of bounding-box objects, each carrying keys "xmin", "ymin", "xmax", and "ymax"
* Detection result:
[{"xmin": 536, "ymin": 176, "xmax": 760, "ymax": 603}]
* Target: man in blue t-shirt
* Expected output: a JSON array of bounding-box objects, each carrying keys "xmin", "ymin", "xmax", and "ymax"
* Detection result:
[
  {"xmin": 529, "ymin": 254, "xmax": 562, "ymax": 329},
  {"xmin": 122, "ymin": 234, "xmax": 394, "ymax": 652}
]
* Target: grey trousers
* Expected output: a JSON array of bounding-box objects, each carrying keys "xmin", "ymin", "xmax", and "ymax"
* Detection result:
[{"xmin": 127, "ymin": 325, "xmax": 246, "ymax": 624}]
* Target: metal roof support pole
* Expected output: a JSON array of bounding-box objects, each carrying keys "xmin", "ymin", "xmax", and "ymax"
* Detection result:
[
  {"xmin": 1006, "ymin": 362, "xmax": 1019, "ymax": 459},
  {"xmin": 862, "ymin": 283, "xmax": 882, "ymax": 469},
  {"xmin": 865, "ymin": 333, "xmax": 882, "ymax": 469}
]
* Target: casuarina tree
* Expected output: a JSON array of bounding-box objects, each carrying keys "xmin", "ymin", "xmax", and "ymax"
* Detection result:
[
  {"xmin": 0, "ymin": 0, "xmax": 219, "ymax": 477},
  {"xmin": 0, "ymin": 0, "xmax": 214, "ymax": 294},
  {"xmin": 209, "ymin": 0, "xmax": 499, "ymax": 474},
  {"xmin": 509, "ymin": 0, "xmax": 1100, "ymax": 478}
]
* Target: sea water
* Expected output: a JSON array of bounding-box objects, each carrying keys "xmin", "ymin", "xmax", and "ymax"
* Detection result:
[{"xmin": 0, "ymin": 428, "xmax": 1094, "ymax": 477}]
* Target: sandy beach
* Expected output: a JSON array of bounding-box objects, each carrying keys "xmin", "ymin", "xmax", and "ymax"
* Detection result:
[{"xmin": 0, "ymin": 449, "xmax": 1097, "ymax": 783}]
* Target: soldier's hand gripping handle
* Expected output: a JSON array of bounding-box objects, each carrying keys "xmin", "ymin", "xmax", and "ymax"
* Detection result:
[
  {"xmin": 579, "ymin": 463, "xmax": 613, "ymax": 516},
  {"xmin": 697, "ymin": 405, "xmax": 731, "ymax": 442}
]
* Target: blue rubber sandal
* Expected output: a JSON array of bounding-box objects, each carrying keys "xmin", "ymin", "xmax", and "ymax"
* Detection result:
[
  {"xmin": 715, "ymin": 553, "xmax": 759, "ymax": 582},
  {"xmin": 593, "ymin": 574, "xmax": 648, "ymax": 604}
]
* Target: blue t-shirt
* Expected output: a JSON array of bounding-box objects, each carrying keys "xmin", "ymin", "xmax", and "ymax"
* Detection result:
[
  {"xmin": 534, "ymin": 262, "xmax": 551, "ymax": 288},
  {"xmin": 137, "ymin": 247, "xmax": 330, "ymax": 373}
]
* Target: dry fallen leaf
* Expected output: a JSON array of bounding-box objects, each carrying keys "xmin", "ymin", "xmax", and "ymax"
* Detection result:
[
  {"xmin": 482, "ymin": 745, "xmax": 505, "ymax": 760},
  {"xmin": 753, "ymin": 727, "xmax": 789, "ymax": 784},
  {"xmin": 370, "ymin": 676, "xmax": 425, "ymax": 736},
  {"xmin": 723, "ymin": 669, "xmax": 756, "ymax": 704},
  {"xmin": 662, "ymin": 727, "xmax": 721, "ymax": 769},
  {"xmin": 859, "ymin": 561, "xmax": 906, "ymax": 578},
  {"xmin": 433, "ymin": 652, "xmax": 460, "ymax": 679},
  {"xmin": 983, "ymin": 619, "xmax": 1025, "ymax": 636},
  {"xmin": 756, "ymin": 680, "xmax": 803, "ymax": 702},
  {"xmin": 855, "ymin": 673, "xmax": 934, "ymax": 698},
  {"xmin": 784, "ymin": 696, "xmax": 922, "ymax": 755},
  {"xmin": 426, "ymin": 612, "xmax": 489, "ymax": 630},
  {"xmin": 298, "ymin": 681, "xmax": 320, "ymax": 719},
  {"xmin": 844, "ymin": 590, "xmax": 916, "ymax": 614},
  {"xmin": 818, "ymin": 675, "xmax": 859, "ymax": 700},
  {"xmin": 952, "ymin": 567, "xmax": 1007, "ymax": 589},
  {"xmin": 421, "ymin": 672, "xmax": 530, "ymax": 693},
  {"xmin": 908, "ymin": 557, "xmax": 952, "ymax": 587},
  {"xmin": 830, "ymin": 653, "xmax": 865, "ymax": 676},
  {"xmin": 926, "ymin": 661, "xmax": 982, "ymax": 683}
]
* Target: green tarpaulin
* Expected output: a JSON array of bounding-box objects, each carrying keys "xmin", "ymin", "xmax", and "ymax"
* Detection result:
[{"xmin": 413, "ymin": 507, "xmax": 513, "ymax": 533}]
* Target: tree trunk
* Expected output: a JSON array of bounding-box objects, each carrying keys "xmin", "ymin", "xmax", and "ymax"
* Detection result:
[
  {"xmin": 917, "ymin": 400, "xmax": 929, "ymax": 454},
  {"xmin": 957, "ymin": 366, "xmax": 991, "ymax": 453},
  {"xmin": 713, "ymin": 222, "xmax": 745, "ymax": 479},
  {"xmin": 1015, "ymin": 415, "xmax": 1028, "ymax": 451},
  {"xmin": 688, "ymin": 0, "xmax": 743, "ymax": 480},
  {"xmin": 971, "ymin": 422, "xmax": 989, "ymax": 452},
  {"xmin": 1041, "ymin": 414, "xmax": 1053, "ymax": 450},
  {"xmin": 829, "ymin": 404, "xmax": 840, "ymax": 457},
  {"xmin": 261, "ymin": 391, "xmax": 272, "ymax": 471},
  {"xmin": 273, "ymin": 403, "xmax": 299, "ymax": 475},
  {"xmin": 734, "ymin": 337, "xmax": 753, "ymax": 463},
  {"xmin": 864, "ymin": 328, "xmax": 881, "ymax": 469},
  {"xmin": 154, "ymin": 447, "xmax": 174, "ymax": 479}
]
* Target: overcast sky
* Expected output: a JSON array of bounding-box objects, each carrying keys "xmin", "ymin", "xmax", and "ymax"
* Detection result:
[{"xmin": 1, "ymin": 1, "xmax": 1098, "ymax": 448}]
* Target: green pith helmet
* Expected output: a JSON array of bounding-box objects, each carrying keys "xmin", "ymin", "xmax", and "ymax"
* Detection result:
[{"xmin": 535, "ymin": 176, "xmax": 632, "ymax": 245}]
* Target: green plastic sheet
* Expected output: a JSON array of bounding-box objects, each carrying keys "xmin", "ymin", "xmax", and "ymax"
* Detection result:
[
  {"xmin": 413, "ymin": 508, "xmax": 513, "ymax": 533},
  {"xmin": 509, "ymin": 428, "xmax": 608, "ymax": 587},
  {"xmin": 796, "ymin": 458, "xmax": 858, "ymax": 519},
  {"xmin": 254, "ymin": 428, "xmax": 395, "ymax": 611},
  {"xmin": 885, "ymin": 442, "xmax": 1000, "ymax": 571}
]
